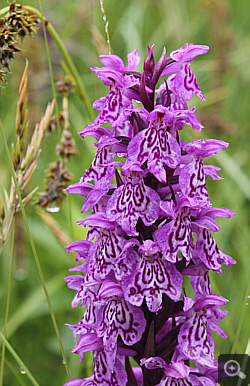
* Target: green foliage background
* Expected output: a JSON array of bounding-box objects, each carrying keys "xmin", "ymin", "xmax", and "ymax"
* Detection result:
[{"xmin": 0, "ymin": 0, "xmax": 249, "ymax": 385}]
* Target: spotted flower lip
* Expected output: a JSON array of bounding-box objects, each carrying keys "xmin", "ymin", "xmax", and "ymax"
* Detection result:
[
  {"xmin": 64, "ymin": 43, "xmax": 235, "ymax": 386},
  {"xmin": 161, "ymin": 43, "xmax": 209, "ymax": 102},
  {"xmin": 122, "ymin": 246, "xmax": 183, "ymax": 312},
  {"xmin": 106, "ymin": 171, "xmax": 161, "ymax": 236}
]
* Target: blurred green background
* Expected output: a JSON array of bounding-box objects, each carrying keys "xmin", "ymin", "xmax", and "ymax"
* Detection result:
[{"xmin": 0, "ymin": 0, "xmax": 249, "ymax": 384}]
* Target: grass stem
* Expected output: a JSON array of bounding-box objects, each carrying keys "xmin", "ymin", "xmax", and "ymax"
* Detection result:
[
  {"xmin": 0, "ymin": 333, "xmax": 40, "ymax": 386},
  {"xmin": 0, "ymin": 217, "xmax": 15, "ymax": 386},
  {"xmin": 0, "ymin": 119, "xmax": 71, "ymax": 380}
]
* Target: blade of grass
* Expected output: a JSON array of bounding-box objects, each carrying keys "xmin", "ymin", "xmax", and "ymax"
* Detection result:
[
  {"xmin": 0, "ymin": 273, "xmax": 64, "ymax": 341},
  {"xmin": 38, "ymin": 0, "xmax": 61, "ymax": 141},
  {"xmin": 231, "ymin": 280, "xmax": 250, "ymax": 355},
  {"xmin": 216, "ymin": 151, "xmax": 250, "ymax": 200},
  {"xmin": 0, "ymin": 217, "xmax": 15, "ymax": 386},
  {"xmin": 0, "ymin": 333, "xmax": 40, "ymax": 386},
  {"xmin": 0, "ymin": 118, "xmax": 71, "ymax": 380},
  {"xmin": 0, "ymin": 356, "xmax": 28, "ymax": 386},
  {"xmin": 100, "ymin": 0, "xmax": 111, "ymax": 54}
]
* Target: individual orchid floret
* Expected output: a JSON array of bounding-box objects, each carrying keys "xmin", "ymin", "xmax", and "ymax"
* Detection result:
[
  {"xmin": 176, "ymin": 139, "xmax": 229, "ymax": 206},
  {"xmin": 183, "ymin": 260, "xmax": 212, "ymax": 298},
  {"xmin": 86, "ymin": 84, "xmax": 134, "ymax": 137},
  {"xmin": 177, "ymin": 294, "xmax": 228, "ymax": 368},
  {"xmin": 97, "ymin": 292, "xmax": 146, "ymax": 355},
  {"xmin": 154, "ymin": 196, "xmax": 198, "ymax": 263},
  {"xmin": 78, "ymin": 215, "xmax": 140, "ymax": 280},
  {"xmin": 64, "ymin": 270, "xmax": 101, "ymax": 308},
  {"xmin": 106, "ymin": 169, "xmax": 161, "ymax": 236},
  {"xmin": 161, "ymin": 43, "xmax": 209, "ymax": 101},
  {"xmin": 93, "ymin": 351, "xmax": 127, "ymax": 386},
  {"xmin": 127, "ymin": 106, "xmax": 181, "ymax": 183},
  {"xmin": 122, "ymin": 240, "xmax": 183, "ymax": 312},
  {"xmin": 82, "ymin": 50, "xmax": 141, "ymax": 138},
  {"xmin": 159, "ymin": 79, "xmax": 204, "ymax": 131},
  {"xmin": 66, "ymin": 180, "xmax": 114, "ymax": 213},
  {"xmin": 194, "ymin": 227, "xmax": 236, "ymax": 271},
  {"xmin": 92, "ymin": 49, "xmax": 141, "ymax": 87},
  {"xmin": 79, "ymin": 136, "xmax": 123, "ymax": 190},
  {"xmin": 126, "ymin": 104, "xmax": 204, "ymax": 183}
]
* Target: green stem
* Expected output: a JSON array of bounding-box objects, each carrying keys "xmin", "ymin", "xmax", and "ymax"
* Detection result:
[
  {"xmin": 23, "ymin": 5, "xmax": 94, "ymax": 121},
  {"xmin": 0, "ymin": 119, "xmax": 71, "ymax": 380},
  {"xmin": 0, "ymin": 333, "xmax": 40, "ymax": 386},
  {"xmin": 231, "ymin": 280, "xmax": 250, "ymax": 355},
  {"xmin": 1, "ymin": 357, "xmax": 27, "ymax": 386},
  {"xmin": 37, "ymin": 0, "xmax": 61, "ymax": 141},
  {"xmin": 0, "ymin": 217, "xmax": 16, "ymax": 386}
]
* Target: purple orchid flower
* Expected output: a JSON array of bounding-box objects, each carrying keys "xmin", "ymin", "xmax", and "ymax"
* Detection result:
[
  {"xmin": 79, "ymin": 50, "xmax": 141, "ymax": 139},
  {"xmin": 122, "ymin": 240, "xmax": 183, "ymax": 312},
  {"xmin": 162, "ymin": 43, "xmax": 209, "ymax": 101},
  {"xmin": 63, "ymin": 43, "xmax": 235, "ymax": 386},
  {"xmin": 176, "ymin": 294, "xmax": 228, "ymax": 367},
  {"xmin": 106, "ymin": 169, "xmax": 161, "ymax": 236}
]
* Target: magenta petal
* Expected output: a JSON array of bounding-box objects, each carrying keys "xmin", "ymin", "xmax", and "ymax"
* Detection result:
[
  {"xmin": 177, "ymin": 155, "xmax": 209, "ymax": 205},
  {"xmin": 80, "ymin": 213, "xmax": 116, "ymax": 230},
  {"xmin": 126, "ymin": 49, "xmax": 140, "ymax": 70},
  {"xmin": 174, "ymin": 64, "xmax": 206, "ymax": 101},
  {"xmin": 183, "ymin": 139, "xmax": 229, "ymax": 157},
  {"xmin": 154, "ymin": 207, "xmax": 191, "ymax": 262},
  {"xmin": 141, "ymin": 356, "xmax": 167, "ymax": 370},
  {"xmin": 72, "ymin": 333, "xmax": 103, "ymax": 354},
  {"xmin": 98, "ymin": 280, "xmax": 123, "ymax": 299},
  {"xmin": 65, "ymin": 240, "xmax": 92, "ymax": 258},
  {"xmin": 204, "ymin": 165, "xmax": 223, "ymax": 180},
  {"xmin": 195, "ymin": 229, "xmax": 236, "ymax": 270},
  {"xmin": 161, "ymin": 61, "xmax": 182, "ymax": 76},
  {"xmin": 99, "ymin": 54, "xmax": 125, "ymax": 72},
  {"xmin": 182, "ymin": 44, "xmax": 209, "ymax": 62},
  {"xmin": 208, "ymin": 318, "xmax": 227, "ymax": 339},
  {"xmin": 78, "ymin": 126, "xmax": 114, "ymax": 140},
  {"xmin": 193, "ymin": 217, "xmax": 220, "ymax": 232},
  {"xmin": 178, "ymin": 311, "xmax": 215, "ymax": 367},
  {"xmin": 63, "ymin": 379, "xmax": 86, "ymax": 386},
  {"xmin": 66, "ymin": 181, "xmax": 93, "ymax": 196},
  {"xmin": 194, "ymin": 294, "xmax": 228, "ymax": 311}
]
